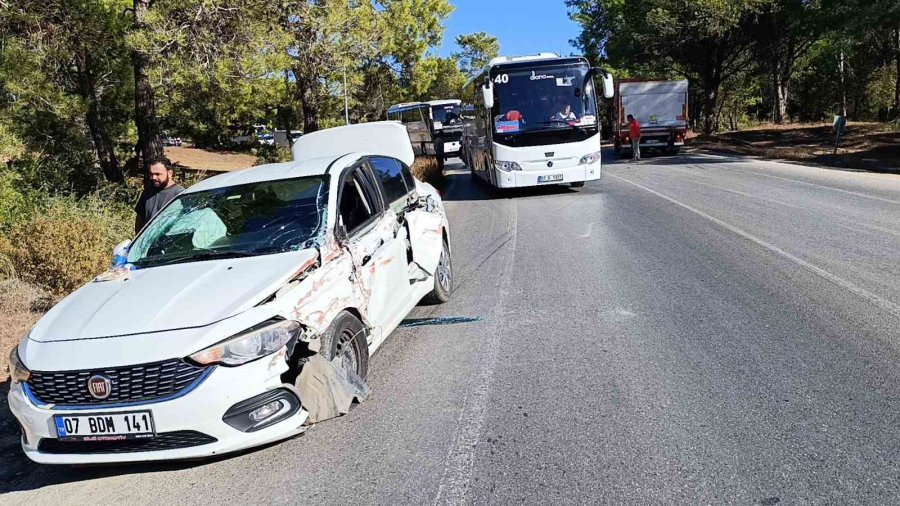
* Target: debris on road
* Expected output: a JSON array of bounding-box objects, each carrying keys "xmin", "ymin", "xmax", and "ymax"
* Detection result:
[{"xmin": 296, "ymin": 354, "xmax": 371, "ymax": 424}]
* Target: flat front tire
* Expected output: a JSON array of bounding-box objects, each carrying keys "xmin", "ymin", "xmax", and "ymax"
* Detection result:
[{"xmin": 319, "ymin": 311, "xmax": 369, "ymax": 380}]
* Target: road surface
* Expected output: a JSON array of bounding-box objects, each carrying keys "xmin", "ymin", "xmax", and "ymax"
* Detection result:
[{"xmin": 4, "ymin": 150, "xmax": 900, "ymax": 504}]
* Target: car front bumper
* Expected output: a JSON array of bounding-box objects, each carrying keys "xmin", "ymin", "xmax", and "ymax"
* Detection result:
[{"xmin": 8, "ymin": 353, "xmax": 309, "ymax": 464}]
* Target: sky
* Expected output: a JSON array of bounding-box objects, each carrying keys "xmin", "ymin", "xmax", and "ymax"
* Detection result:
[{"xmin": 435, "ymin": 0, "xmax": 581, "ymax": 59}]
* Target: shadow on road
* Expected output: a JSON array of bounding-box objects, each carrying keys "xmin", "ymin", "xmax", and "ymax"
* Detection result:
[
  {"xmin": 439, "ymin": 169, "xmax": 583, "ymax": 202},
  {"xmin": 0, "ymin": 378, "xmax": 290, "ymax": 494}
]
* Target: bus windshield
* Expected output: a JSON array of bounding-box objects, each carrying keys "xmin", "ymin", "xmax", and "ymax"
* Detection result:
[
  {"xmin": 490, "ymin": 63, "xmax": 597, "ymax": 135},
  {"xmin": 432, "ymin": 103, "xmax": 462, "ymax": 127}
]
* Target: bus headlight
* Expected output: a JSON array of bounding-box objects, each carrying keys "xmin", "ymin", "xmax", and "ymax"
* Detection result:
[
  {"xmin": 494, "ymin": 161, "xmax": 522, "ymax": 172},
  {"xmin": 579, "ymin": 151, "xmax": 602, "ymax": 165}
]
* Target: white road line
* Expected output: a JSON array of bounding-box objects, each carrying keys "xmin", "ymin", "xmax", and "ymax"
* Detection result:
[
  {"xmin": 609, "ymin": 173, "xmax": 900, "ymax": 320},
  {"xmin": 713, "ymin": 161, "xmax": 900, "ymax": 206},
  {"xmin": 433, "ymin": 200, "xmax": 518, "ymax": 505},
  {"xmin": 580, "ymin": 222, "xmax": 595, "ymax": 238}
]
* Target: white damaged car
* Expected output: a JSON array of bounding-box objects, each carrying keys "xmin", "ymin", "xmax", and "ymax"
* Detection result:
[{"xmin": 7, "ymin": 122, "xmax": 452, "ymax": 464}]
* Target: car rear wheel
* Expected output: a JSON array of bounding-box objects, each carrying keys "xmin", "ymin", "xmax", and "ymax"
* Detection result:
[
  {"xmin": 423, "ymin": 238, "xmax": 452, "ymax": 304},
  {"xmin": 570, "ymin": 181, "xmax": 585, "ymax": 188},
  {"xmin": 320, "ymin": 311, "xmax": 369, "ymax": 380}
]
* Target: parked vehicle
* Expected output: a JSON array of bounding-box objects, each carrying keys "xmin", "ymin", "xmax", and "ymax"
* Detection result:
[
  {"xmin": 274, "ymin": 130, "xmax": 303, "ymax": 148},
  {"xmin": 232, "ymin": 125, "xmax": 275, "ymax": 146},
  {"xmin": 162, "ymin": 131, "xmax": 183, "ymax": 147},
  {"xmin": 462, "ymin": 53, "xmax": 614, "ymax": 189},
  {"xmin": 613, "ymin": 80, "xmax": 689, "ymax": 157},
  {"xmin": 387, "ymin": 99, "xmax": 463, "ymax": 170},
  {"xmin": 8, "ymin": 122, "xmax": 452, "ymax": 464}
]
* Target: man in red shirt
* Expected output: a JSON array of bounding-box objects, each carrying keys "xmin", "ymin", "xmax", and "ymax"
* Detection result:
[{"xmin": 627, "ymin": 114, "xmax": 641, "ymax": 161}]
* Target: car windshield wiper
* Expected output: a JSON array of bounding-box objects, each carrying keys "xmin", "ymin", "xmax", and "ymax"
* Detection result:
[{"xmin": 138, "ymin": 249, "xmax": 259, "ymax": 267}]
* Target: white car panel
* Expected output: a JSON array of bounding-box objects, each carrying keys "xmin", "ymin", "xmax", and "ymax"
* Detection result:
[
  {"xmin": 8, "ymin": 123, "xmax": 451, "ymax": 464},
  {"xmin": 29, "ymin": 249, "xmax": 318, "ymax": 341}
]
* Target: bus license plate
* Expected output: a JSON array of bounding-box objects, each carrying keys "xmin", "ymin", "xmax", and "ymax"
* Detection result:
[
  {"xmin": 54, "ymin": 411, "xmax": 155, "ymax": 441},
  {"xmin": 538, "ymin": 174, "xmax": 563, "ymax": 183}
]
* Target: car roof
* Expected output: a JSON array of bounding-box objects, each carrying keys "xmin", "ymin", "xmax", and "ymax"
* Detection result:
[
  {"xmin": 184, "ymin": 123, "xmax": 415, "ymax": 193},
  {"xmin": 183, "ymin": 156, "xmax": 348, "ymax": 194},
  {"xmin": 291, "ymin": 122, "xmax": 414, "ymax": 167}
]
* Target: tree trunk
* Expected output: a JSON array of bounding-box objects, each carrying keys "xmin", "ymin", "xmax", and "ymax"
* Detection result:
[
  {"xmin": 132, "ymin": 0, "xmax": 163, "ymax": 176},
  {"xmin": 839, "ymin": 48, "xmax": 848, "ymax": 117},
  {"xmin": 893, "ymin": 27, "xmax": 900, "ymax": 119},
  {"xmin": 776, "ymin": 76, "xmax": 789, "ymax": 124},
  {"xmin": 75, "ymin": 51, "xmax": 123, "ymax": 183},
  {"xmin": 297, "ymin": 71, "xmax": 320, "ymax": 134}
]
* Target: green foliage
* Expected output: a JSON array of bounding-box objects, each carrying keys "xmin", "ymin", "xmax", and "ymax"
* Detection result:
[
  {"xmin": 0, "ymin": 193, "xmax": 132, "ymax": 295},
  {"xmin": 255, "ymin": 145, "xmax": 293, "ymax": 165},
  {"xmin": 454, "ymin": 32, "xmax": 500, "ymax": 77},
  {"xmin": 569, "ymin": 0, "xmax": 900, "ymax": 130}
]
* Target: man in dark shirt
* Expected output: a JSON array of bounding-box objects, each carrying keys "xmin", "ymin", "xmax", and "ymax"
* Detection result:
[{"xmin": 134, "ymin": 158, "xmax": 185, "ymax": 233}]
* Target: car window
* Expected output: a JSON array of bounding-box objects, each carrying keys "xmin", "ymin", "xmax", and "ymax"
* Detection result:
[
  {"xmin": 127, "ymin": 176, "xmax": 328, "ymax": 268},
  {"xmin": 399, "ymin": 162, "xmax": 416, "ymax": 191},
  {"xmin": 339, "ymin": 169, "xmax": 379, "ymax": 235},
  {"xmin": 369, "ymin": 157, "xmax": 411, "ymax": 206}
]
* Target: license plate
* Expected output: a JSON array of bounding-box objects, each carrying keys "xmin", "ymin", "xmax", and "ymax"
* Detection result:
[
  {"xmin": 644, "ymin": 139, "xmax": 661, "ymax": 144},
  {"xmin": 54, "ymin": 411, "xmax": 155, "ymax": 441},
  {"xmin": 538, "ymin": 174, "xmax": 563, "ymax": 183}
]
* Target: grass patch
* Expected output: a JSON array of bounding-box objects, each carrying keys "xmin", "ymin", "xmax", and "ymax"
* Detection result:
[{"xmin": 411, "ymin": 156, "xmax": 443, "ymax": 186}]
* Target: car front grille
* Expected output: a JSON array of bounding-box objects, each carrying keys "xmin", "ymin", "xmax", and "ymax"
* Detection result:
[
  {"xmin": 38, "ymin": 431, "xmax": 218, "ymax": 454},
  {"xmin": 26, "ymin": 359, "xmax": 210, "ymax": 407}
]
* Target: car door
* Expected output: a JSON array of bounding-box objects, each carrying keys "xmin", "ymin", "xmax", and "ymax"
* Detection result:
[
  {"xmin": 368, "ymin": 157, "xmax": 444, "ymax": 280},
  {"xmin": 337, "ymin": 163, "xmax": 411, "ymax": 343}
]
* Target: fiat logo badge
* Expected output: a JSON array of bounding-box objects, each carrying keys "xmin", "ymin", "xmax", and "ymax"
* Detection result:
[
  {"xmin": 547, "ymin": 161, "xmax": 554, "ymax": 168},
  {"xmin": 87, "ymin": 375, "xmax": 112, "ymax": 400}
]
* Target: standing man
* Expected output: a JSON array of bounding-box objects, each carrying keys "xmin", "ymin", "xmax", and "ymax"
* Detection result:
[
  {"xmin": 134, "ymin": 158, "xmax": 185, "ymax": 233},
  {"xmin": 627, "ymin": 114, "xmax": 641, "ymax": 161}
]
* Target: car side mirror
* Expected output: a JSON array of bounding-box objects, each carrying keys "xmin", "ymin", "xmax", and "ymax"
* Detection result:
[{"xmin": 482, "ymin": 81, "xmax": 494, "ymax": 110}]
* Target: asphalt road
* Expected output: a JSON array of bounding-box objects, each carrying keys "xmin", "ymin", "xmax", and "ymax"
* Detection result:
[{"xmin": 5, "ymin": 150, "xmax": 900, "ymax": 504}]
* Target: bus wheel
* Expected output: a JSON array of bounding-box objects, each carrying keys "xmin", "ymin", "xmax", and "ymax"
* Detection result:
[{"xmin": 570, "ymin": 181, "xmax": 585, "ymax": 188}]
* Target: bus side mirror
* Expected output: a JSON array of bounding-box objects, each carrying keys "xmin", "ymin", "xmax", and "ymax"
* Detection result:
[
  {"xmin": 587, "ymin": 67, "xmax": 615, "ymax": 99},
  {"xmin": 482, "ymin": 82, "xmax": 494, "ymax": 110},
  {"xmin": 601, "ymin": 72, "xmax": 614, "ymax": 99}
]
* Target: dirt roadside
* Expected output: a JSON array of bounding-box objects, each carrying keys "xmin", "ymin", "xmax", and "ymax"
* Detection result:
[
  {"xmin": 690, "ymin": 122, "xmax": 900, "ymax": 173},
  {"xmin": 165, "ymin": 146, "xmax": 255, "ymax": 173}
]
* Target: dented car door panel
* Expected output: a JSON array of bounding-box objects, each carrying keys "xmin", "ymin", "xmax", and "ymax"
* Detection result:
[
  {"xmin": 406, "ymin": 206, "xmax": 445, "ymax": 276},
  {"xmin": 347, "ymin": 213, "xmax": 411, "ymax": 347}
]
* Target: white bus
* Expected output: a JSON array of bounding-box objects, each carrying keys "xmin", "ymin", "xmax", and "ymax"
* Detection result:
[
  {"xmin": 387, "ymin": 99, "xmax": 463, "ymax": 170},
  {"xmin": 461, "ymin": 53, "xmax": 613, "ymax": 189}
]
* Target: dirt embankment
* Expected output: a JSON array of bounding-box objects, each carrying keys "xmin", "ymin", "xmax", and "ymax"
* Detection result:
[
  {"xmin": 165, "ymin": 146, "xmax": 256, "ymax": 173},
  {"xmin": 690, "ymin": 122, "xmax": 900, "ymax": 173}
]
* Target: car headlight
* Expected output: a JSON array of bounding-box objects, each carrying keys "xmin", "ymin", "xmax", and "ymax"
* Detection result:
[
  {"xmin": 494, "ymin": 160, "xmax": 522, "ymax": 172},
  {"xmin": 579, "ymin": 151, "xmax": 602, "ymax": 165},
  {"xmin": 8, "ymin": 347, "xmax": 31, "ymax": 384},
  {"xmin": 189, "ymin": 319, "xmax": 301, "ymax": 366}
]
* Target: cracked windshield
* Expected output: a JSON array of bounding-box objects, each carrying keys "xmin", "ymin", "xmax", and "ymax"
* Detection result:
[{"xmin": 127, "ymin": 177, "xmax": 327, "ymax": 267}]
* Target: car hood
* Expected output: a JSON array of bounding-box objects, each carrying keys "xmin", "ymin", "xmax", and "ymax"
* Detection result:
[{"xmin": 29, "ymin": 249, "xmax": 318, "ymax": 342}]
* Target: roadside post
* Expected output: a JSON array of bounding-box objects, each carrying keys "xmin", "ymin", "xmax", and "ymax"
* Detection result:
[{"xmin": 833, "ymin": 115, "xmax": 846, "ymax": 154}]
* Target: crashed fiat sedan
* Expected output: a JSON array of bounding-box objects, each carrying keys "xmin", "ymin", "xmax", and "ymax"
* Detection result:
[{"xmin": 7, "ymin": 122, "xmax": 452, "ymax": 464}]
